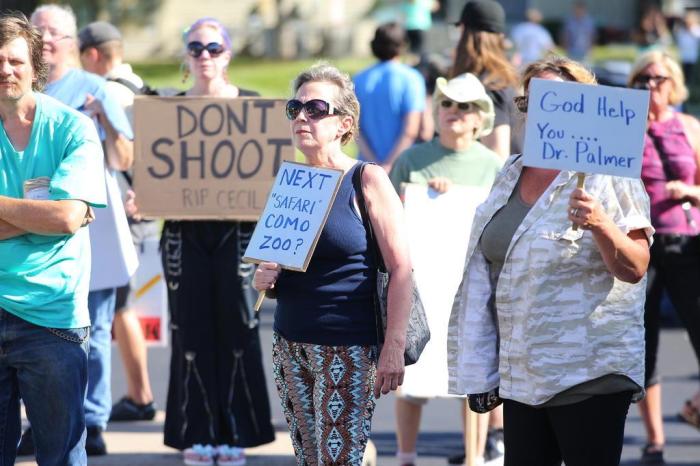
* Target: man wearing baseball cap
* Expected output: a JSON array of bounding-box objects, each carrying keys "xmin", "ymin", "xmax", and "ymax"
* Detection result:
[{"xmin": 79, "ymin": 20, "xmax": 160, "ymax": 425}]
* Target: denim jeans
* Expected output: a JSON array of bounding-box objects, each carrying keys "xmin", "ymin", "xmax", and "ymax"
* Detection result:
[
  {"xmin": 0, "ymin": 308, "xmax": 89, "ymax": 466},
  {"xmin": 85, "ymin": 288, "xmax": 116, "ymax": 429}
]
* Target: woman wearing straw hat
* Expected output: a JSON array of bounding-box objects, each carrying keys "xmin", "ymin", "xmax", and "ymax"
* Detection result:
[{"xmin": 390, "ymin": 73, "xmax": 503, "ymax": 466}]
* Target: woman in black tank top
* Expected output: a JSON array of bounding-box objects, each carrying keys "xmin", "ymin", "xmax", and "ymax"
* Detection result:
[{"xmin": 254, "ymin": 63, "xmax": 413, "ymax": 465}]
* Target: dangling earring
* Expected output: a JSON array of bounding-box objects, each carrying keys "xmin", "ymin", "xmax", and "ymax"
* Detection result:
[{"xmin": 180, "ymin": 62, "xmax": 190, "ymax": 84}]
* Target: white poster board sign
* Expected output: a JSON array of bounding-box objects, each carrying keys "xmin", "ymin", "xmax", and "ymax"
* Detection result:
[
  {"xmin": 89, "ymin": 169, "xmax": 139, "ymax": 291},
  {"xmin": 400, "ymin": 183, "xmax": 490, "ymax": 398},
  {"xmin": 128, "ymin": 237, "xmax": 168, "ymax": 347},
  {"xmin": 523, "ymin": 78, "xmax": 649, "ymax": 178},
  {"xmin": 243, "ymin": 161, "xmax": 343, "ymax": 271}
]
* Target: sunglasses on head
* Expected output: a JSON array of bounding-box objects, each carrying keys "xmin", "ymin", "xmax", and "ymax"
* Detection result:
[
  {"xmin": 285, "ymin": 99, "xmax": 339, "ymax": 120},
  {"xmin": 632, "ymin": 74, "xmax": 669, "ymax": 88},
  {"xmin": 440, "ymin": 100, "xmax": 476, "ymax": 111},
  {"xmin": 187, "ymin": 41, "xmax": 226, "ymax": 58}
]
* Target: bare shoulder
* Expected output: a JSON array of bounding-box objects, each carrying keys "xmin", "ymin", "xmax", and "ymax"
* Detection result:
[
  {"xmin": 678, "ymin": 112, "xmax": 700, "ymax": 152},
  {"xmin": 678, "ymin": 112, "xmax": 700, "ymax": 130},
  {"xmin": 361, "ymin": 163, "xmax": 390, "ymax": 188}
]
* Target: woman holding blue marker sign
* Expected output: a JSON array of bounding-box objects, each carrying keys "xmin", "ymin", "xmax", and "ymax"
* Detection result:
[
  {"xmin": 447, "ymin": 56, "xmax": 653, "ymax": 466},
  {"xmin": 254, "ymin": 63, "xmax": 412, "ymax": 465}
]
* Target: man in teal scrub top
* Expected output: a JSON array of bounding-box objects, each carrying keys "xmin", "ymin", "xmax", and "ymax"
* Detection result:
[{"xmin": 0, "ymin": 12, "xmax": 106, "ymax": 466}]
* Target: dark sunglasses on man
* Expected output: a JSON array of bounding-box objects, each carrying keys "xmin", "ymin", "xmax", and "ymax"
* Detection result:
[
  {"xmin": 285, "ymin": 99, "xmax": 339, "ymax": 121},
  {"xmin": 632, "ymin": 74, "xmax": 669, "ymax": 89},
  {"xmin": 440, "ymin": 100, "xmax": 477, "ymax": 112},
  {"xmin": 187, "ymin": 41, "xmax": 226, "ymax": 58}
]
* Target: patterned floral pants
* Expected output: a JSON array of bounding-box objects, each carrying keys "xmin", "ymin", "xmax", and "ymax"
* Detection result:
[{"xmin": 272, "ymin": 332, "xmax": 377, "ymax": 466}]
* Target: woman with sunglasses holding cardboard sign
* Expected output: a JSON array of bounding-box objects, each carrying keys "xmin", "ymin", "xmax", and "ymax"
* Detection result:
[
  {"xmin": 628, "ymin": 50, "xmax": 700, "ymax": 464},
  {"xmin": 160, "ymin": 17, "xmax": 275, "ymax": 466},
  {"xmin": 254, "ymin": 63, "xmax": 413, "ymax": 465}
]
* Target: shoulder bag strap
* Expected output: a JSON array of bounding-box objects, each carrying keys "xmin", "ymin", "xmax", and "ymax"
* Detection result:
[
  {"xmin": 352, "ymin": 162, "xmax": 387, "ymax": 272},
  {"xmin": 647, "ymin": 128, "xmax": 698, "ymax": 232},
  {"xmin": 647, "ymin": 129, "xmax": 678, "ymax": 181},
  {"xmin": 352, "ymin": 162, "xmax": 386, "ymax": 347}
]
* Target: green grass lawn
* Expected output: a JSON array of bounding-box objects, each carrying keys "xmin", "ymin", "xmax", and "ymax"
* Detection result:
[
  {"xmin": 133, "ymin": 57, "xmax": 374, "ymax": 158},
  {"xmin": 133, "ymin": 56, "xmax": 374, "ymax": 98}
]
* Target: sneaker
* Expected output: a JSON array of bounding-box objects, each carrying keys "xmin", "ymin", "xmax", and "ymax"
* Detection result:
[
  {"xmin": 183, "ymin": 444, "xmax": 215, "ymax": 466},
  {"xmin": 484, "ymin": 452, "xmax": 504, "ymax": 466},
  {"xmin": 447, "ymin": 453, "xmax": 465, "ymax": 465},
  {"xmin": 485, "ymin": 428, "xmax": 504, "ymax": 458},
  {"xmin": 85, "ymin": 426, "xmax": 107, "ymax": 456},
  {"xmin": 16, "ymin": 427, "xmax": 34, "ymax": 456},
  {"xmin": 109, "ymin": 396, "xmax": 157, "ymax": 421},
  {"xmin": 216, "ymin": 445, "xmax": 246, "ymax": 466},
  {"xmin": 640, "ymin": 443, "xmax": 665, "ymax": 464}
]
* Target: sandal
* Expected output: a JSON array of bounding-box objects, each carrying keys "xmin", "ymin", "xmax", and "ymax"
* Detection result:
[
  {"xmin": 183, "ymin": 444, "xmax": 215, "ymax": 466},
  {"xmin": 678, "ymin": 399, "xmax": 700, "ymax": 430},
  {"xmin": 216, "ymin": 445, "xmax": 245, "ymax": 466},
  {"xmin": 640, "ymin": 443, "xmax": 665, "ymax": 464}
]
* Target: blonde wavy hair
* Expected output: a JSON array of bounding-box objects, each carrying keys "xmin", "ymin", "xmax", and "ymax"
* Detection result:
[
  {"xmin": 627, "ymin": 50, "xmax": 688, "ymax": 106},
  {"xmin": 515, "ymin": 55, "xmax": 597, "ymax": 113}
]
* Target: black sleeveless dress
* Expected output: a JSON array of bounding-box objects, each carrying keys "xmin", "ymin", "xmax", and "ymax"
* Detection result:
[{"xmin": 161, "ymin": 88, "xmax": 275, "ymax": 449}]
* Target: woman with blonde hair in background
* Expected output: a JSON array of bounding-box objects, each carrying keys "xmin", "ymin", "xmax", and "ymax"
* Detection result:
[{"xmin": 628, "ymin": 50, "xmax": 700, "ymax": 464}]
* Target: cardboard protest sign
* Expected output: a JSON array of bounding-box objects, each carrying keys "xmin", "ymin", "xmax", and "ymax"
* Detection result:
[
  {"xmin": 400, "ymin": 183, "xmax": 489, "ymax": 398},
  {"xmin": 243, "ymin": 161, "xmax": 343, "ymax": 271},
  {"xmin": 523, "ymin": 78, "xmax": 649, "ymax": 178},
  {"xmin": 133, "ymin": 96, "xmax": 295, "ymax": 220}
]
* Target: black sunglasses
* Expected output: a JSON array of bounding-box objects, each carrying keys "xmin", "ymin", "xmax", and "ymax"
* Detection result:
[
  {"xmin": 187, "ymin": 41, "xmax": 226, "ymax": 58},
  {"xmin": 285, "ymin": 99, "xmax": 339, "ymax": 121},
  {"xmin": 632, "ymin": 74, "xmax": 669, "ymax": 89},
  {"xmin": 440, "ymin": 100, "xmax": 476, "ymax": 111}
]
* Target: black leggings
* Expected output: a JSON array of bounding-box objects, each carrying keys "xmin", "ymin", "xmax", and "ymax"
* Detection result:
[
  {"xmin": 644, "ymin": 234, "xmax": 700, "ymax": 387},
  {"xmin": 503, "ymin": 391, "xmax": 632, "ymax": 466}
]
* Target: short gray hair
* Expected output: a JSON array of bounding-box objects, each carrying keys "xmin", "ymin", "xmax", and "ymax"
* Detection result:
[
  {"xmin": 291, "ymin": 62, "xmax": 360, "ymax": 145},
  {"xmin": 31, "ymin": 4, "xmax": 77, "ymax": 38}
]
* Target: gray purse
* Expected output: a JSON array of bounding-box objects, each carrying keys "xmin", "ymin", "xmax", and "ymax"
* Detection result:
[{"xmin": 353, "ymin": 163, "xmax": 430, "ymax": 365}]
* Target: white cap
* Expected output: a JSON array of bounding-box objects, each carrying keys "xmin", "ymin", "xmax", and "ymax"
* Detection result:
[{"xmin": 434, "ymin": 73, "xmax": 495, "ymax": 136}]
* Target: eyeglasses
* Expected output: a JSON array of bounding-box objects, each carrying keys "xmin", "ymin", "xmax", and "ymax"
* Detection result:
[
  {"xmin": 285, "ymin": 99, "xmax": 339, "ymax": 120},
  {"xmin": 37, "ymin": 27, "xmax": 72, "ymax": 42},
  {"xmin": 440, "ymin": 100, "xmax": 476, "ymax": 111},
  {"xmin": 186, "ymin": 41, "xmax": 226, "ymax": 58},
  {"xmin": 632, "ymin": 74, "xmax": 670, "ymax": 89}
]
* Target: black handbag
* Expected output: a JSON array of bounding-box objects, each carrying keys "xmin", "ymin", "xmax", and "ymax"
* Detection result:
[{"xmin": 352, "ymin": 162, "xmax": 430, "ymax": 365}]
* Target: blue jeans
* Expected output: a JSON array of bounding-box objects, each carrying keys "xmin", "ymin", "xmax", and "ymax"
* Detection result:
[
  {"xmin": 85, "ymin": 288, "xmax": 116, "ymax": 429},
  {"xmin": 0, "ymin": 308, "xmax": 89, "ymax": 466}
]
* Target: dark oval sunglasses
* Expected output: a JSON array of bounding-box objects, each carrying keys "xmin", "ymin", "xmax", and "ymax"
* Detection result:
[
  {"xmin": 632, "ymin": 74, "xmax": 669, "ymax": 89},
  {"xmin": 440, "ymin": 100, "xmax": 476, "ymax": 112},
  {"xmin": 285, "ymin": 99, "xmax": 338, "ymax": 121},
  {"xmin": 187, "ymin": 41, "xmax": 225, "ymax": 58}
]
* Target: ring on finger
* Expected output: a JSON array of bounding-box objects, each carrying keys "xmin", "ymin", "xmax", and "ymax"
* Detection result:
[{"xmin": 571, "ymin": 208, "xmax": 580, "ymax": 217}]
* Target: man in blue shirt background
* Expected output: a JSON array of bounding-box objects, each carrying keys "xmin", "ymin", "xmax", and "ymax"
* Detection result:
[{"xmin": 354, "ymin": 22, "xmax": 426, "ymax": 172}]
